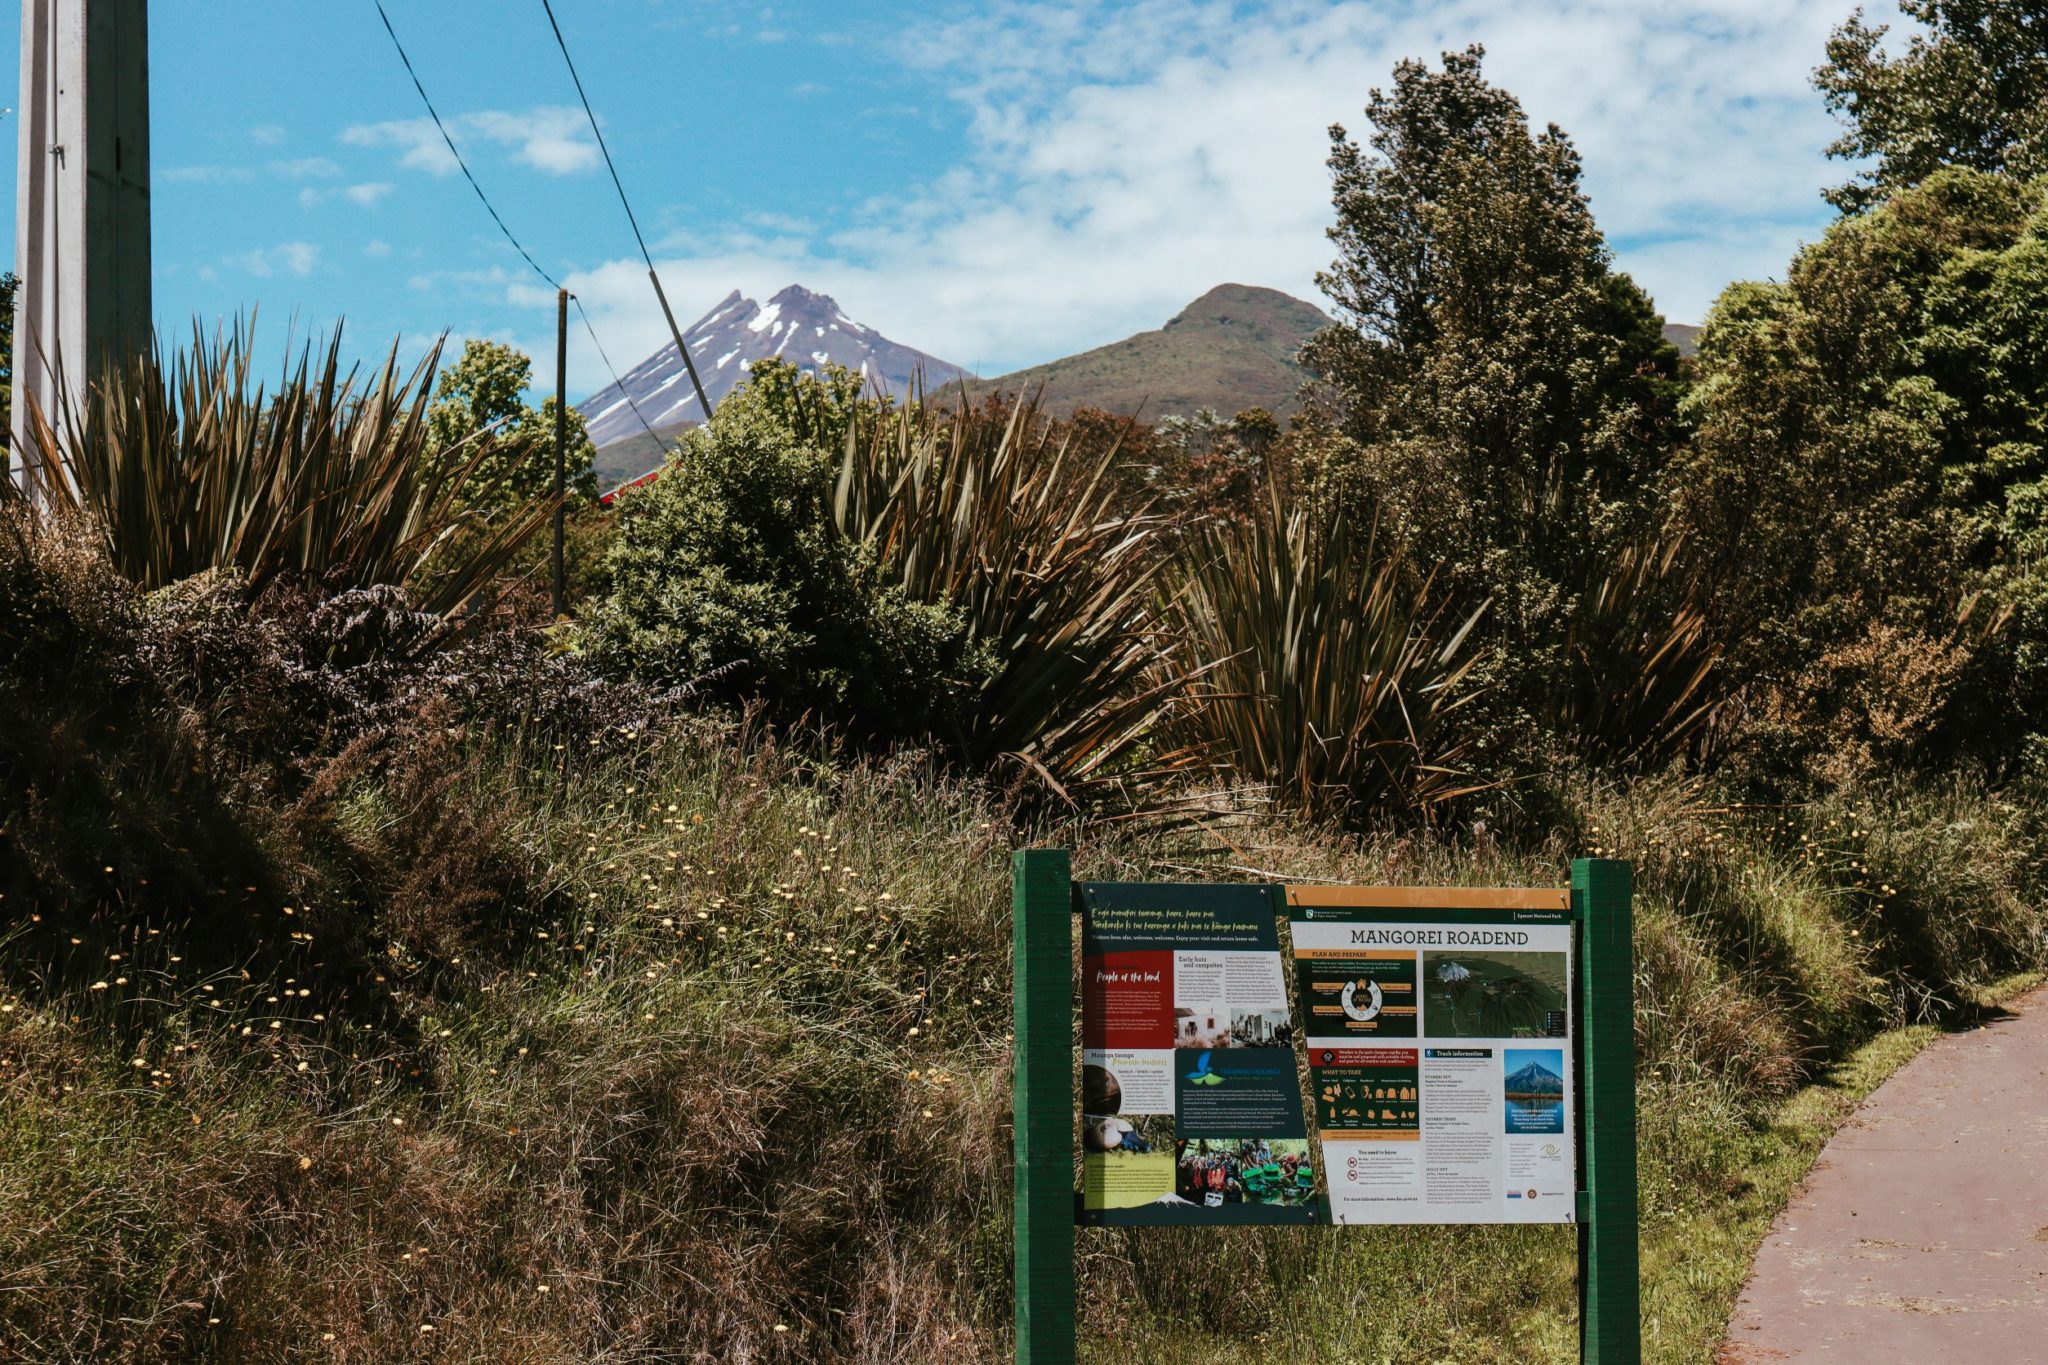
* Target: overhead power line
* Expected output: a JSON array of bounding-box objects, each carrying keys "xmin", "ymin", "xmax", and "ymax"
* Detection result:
[
  {"xmin": 372, "ymin": 0, "xmax": 559, "ymax": 292},
  {"xmin": 537, "ymin": 0, "xmax": 714, "ymax": 420},
  {"xmin": 572, "ymin": 296, "xmax": 666, "ymax": 448},
  {"xmin": 370, "ymin": 0, "xmax": 662, "ymax": 450},
  {"xmin": 537, "ymin": 0, "xmax": 651, "ymax": 265}
]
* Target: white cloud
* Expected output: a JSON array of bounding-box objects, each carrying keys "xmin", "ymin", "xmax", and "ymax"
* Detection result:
[
  {"xmin": 466, "ymin": 109, "xmax": 601, "ymax": 175},
  {"xmin": 407, "ymin": 264, "xmax": 524, "ymax": 301},
  {"xmin": 343, "ymin": 117, "xmax": 459, "ymax": 175},
  {"xmin": 341, "ymin": 105, "xmax": 600, "ymax": 177},
  {"xmin": 228, "ymin": 242, "xmax": 321, "ymax": 278},
  {"xmin": 296, "ymin": 181, "xmax": 393, "ymax": 210},
  {"xmin": 270, "ymin": 157, "xmax": 342, "ymax": 179},
  {"xmin": 249, "ymin": 124, "xmax": 287, "ymax": 146},
  {"xmin": 365, "ymin": 239, "xmax": 394, "ymax": 258},
  {"xmin": 886, "ymin": 0, "xmax": 1846, "ymax": 344},
  {"xmin": 742, "ymin": 210, "xmax": 818, "ymax": 235},
  {"xmin": 563, "ymin": 0, "xmax": 1847, "ymax": 382}
]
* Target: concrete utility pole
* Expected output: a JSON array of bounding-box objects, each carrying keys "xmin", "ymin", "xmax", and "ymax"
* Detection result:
[{"xmin": 10, "ymin": 0, "xmax": 152, "ymax": 489}]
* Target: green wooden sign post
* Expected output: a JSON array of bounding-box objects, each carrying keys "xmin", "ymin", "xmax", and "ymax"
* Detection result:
[
  {"xmin": 1012, "ymin": 848, "xmax": 1076, "ymax": 1365},
  {"xmin": 1574, "ymin": 857, "xmax": 1640, "ymax": 1364},
  {"xmin": 1009, "ymin": 852, "xmax": 1639, "ymax": 1365}
]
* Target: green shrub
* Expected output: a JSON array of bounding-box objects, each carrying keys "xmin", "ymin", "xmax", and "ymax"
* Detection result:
[
  {"xmin": 0, "ymin": 504, "xmax": 660, "ymax": 1005},
  {"xmin": 5, "ymin": 525, "xmax": 2045, "ymax": 1362},
  {"xmin": 1808, "ymin": 778, "xmax": 2048, "ymax": 1010},
  {"xmin": 1552, "ymin": 536, "xmax": 1725, "ymax": 768},
  {"xmin": 583, "ymin": 395, "xmax": 989, "ymax": 739},
  {"xmin": 836, "ymin": 392, "xmax": 1178, "ymax": 792},
  {"xmin": 588, "ymin": 368, "xmax": 1181, "ymax": 793},
  {"xmin": 1158, "ymin": 476, "xmax": 1488, "ymax": 823},
  {"xmin": 1673, "ymin": 170, "xmax": 2048, "ymax": 784}
]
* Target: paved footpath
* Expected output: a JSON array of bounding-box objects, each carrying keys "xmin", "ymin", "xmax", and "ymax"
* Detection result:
[{"xmin": 1720, "ymin": 983, "xmax": 2048, "ymax": 1361}]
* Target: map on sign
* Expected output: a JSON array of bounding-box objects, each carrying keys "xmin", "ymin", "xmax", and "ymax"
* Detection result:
[{"xmin": 1288, "ymin": 893, "xmax": 1576, "ymax": 1225}]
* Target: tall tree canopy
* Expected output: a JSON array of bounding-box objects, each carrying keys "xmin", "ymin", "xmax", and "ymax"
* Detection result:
[
  {"xmin": 427, "ymin": 339, "xmax": 597, "ymax": 510},
  {"xmin": 1673, "ymin": 167, "xmax": 2048, "ymax": 782},
  {"xmin": 1817, "ymin": 0, "xmax": 2048, "ymax": 212},
  {"xmin": 1304, "ymin": 46, "xmax": 1686, "ymax": 755}
]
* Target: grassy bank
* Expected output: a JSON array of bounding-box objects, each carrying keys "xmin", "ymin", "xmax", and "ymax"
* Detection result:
[
  {"xmin": 5, "ymin": 733, "xmax": 2041, "ymax": 1360},
  {"xmin": 4, "ymin": 520, "xmax": 2045, "ymax": 1361},
  {"xmin": 1103, "ymin": 984, "xmax": 2041, "ymax": 1365},
  {"xmin": 1073, "ymin": 790, "xmax": 2047, "ymax": 1364}
]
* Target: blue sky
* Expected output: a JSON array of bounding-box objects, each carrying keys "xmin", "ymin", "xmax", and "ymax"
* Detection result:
[{"xmin": 3, "ymin": 0, "xmax": 1859, "ymax": 399}]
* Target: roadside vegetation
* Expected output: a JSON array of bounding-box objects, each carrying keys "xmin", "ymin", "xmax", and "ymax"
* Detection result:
[{"xmin": 4, "ymin": 2, "xmax": 2048, "ymax": 1361}]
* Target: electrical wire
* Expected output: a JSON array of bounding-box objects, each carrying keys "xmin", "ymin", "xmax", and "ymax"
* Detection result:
[
  {"xmin": 572, "ymin": 295, "xmax": 667, "ymax": 449},
  {"xmin": 536, "ymin": 0, "xmax": 713, "ymax": 418},
  {"xmin": 537, "ymin": 0, "xmax": 651, "ymax": 265},
  {"xmin": 372, "ymin": 0, "xmax": 560, "ymax": 292},
  {"xmin": 371, "ymin": 0, "xmax": 669, "ymax": 461}
]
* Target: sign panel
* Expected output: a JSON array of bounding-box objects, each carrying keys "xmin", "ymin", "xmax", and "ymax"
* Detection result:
[
  {"xmin": 1288, "ymin": 889, "xmax": 1576, "ymax": 1225},
  {"xmin": 1078, "ymin": 882, "xmax": 1320, "ymax": 1225}
]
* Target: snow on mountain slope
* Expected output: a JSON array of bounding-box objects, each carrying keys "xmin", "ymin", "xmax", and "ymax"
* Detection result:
[{"xmin": 579, "ymin": 284, "xmax": 972, "ymax": 473}]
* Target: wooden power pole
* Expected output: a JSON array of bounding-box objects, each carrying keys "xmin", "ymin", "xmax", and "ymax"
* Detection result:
[
  {"xmin": 10, "ymin": 0, "xmax": 153, "ymax": 488},
  {"xmin": 552, "ymin": 287, "xmax": 568, "ymax": 618}
]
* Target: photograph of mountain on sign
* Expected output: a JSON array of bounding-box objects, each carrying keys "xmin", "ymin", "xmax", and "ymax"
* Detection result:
[
  {"xmin": 6, "ymin": 0, "xmax": 2048, "ymax": 1358},
  {"xmin": 1503, "ymin": 1048, "xmax": 1568, "ymax": 1136}
]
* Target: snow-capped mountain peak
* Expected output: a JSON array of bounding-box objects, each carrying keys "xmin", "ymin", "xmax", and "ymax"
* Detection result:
[{"xmin": 578, "ymin": 284, "xmax": 971, "ymax": 459}]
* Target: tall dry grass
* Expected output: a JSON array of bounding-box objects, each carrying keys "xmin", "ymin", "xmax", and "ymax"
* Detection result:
[{"xmin": 3, "ymin": 484, "xmax": 2044, "ymax": 1361}]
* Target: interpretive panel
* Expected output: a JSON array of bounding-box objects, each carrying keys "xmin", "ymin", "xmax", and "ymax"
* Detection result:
[
  {"xmin": 1078, "ymin": 882, "xmax": 1320, "ymax": 1225},
  {"xmin": 1288, "ymin": 894, "xmax": 1575, "ymax": 1225}
]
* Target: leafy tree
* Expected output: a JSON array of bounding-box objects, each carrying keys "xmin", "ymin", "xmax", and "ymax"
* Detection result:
[
  {"xmin": 1671, "ymin": 167, "xmax": 2048, "ymax": 782},
  {"xmin": 426, "ymin": 339, "xmax": 597, "ymax": 510},
  {"xmin": 1817, "ymin": 1, "xmax": 2048, "ymax": 213},
  {"xmin": 713, "ymin": 355, "xmax": 885, "ymax": 453},
  {"xmin": 1119, "ymin": 406, "xmax": 1278, "ymax": 522},
  {"xmin": 1304, "ymin": 46, "xmax": 1688, "ymax": 756}
]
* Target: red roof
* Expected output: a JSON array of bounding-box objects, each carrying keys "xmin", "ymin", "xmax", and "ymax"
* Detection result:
[{"xmin": 598, "ymin": 464, "xmax": 664, "ymax": 506}]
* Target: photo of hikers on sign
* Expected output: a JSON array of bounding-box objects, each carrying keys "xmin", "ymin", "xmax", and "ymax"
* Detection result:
[{"xmin": 1174, "ymin": 1137, "xmax": 1318, "ymax": 1208}]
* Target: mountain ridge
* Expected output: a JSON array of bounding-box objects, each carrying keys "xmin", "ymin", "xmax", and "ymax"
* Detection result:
[
  {"xmin": 948, "ymin": 283, "xmax": 1330, "ymax": 420},
  {"xmin": 585, "ymin": 283, "xmax": 1699, "ymax": 491},
  {"xmin": 1504, "ymin": 1059, "xmax": 1564, "ymax": 1096}
]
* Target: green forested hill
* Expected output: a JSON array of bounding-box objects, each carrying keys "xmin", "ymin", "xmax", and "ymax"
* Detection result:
[{"xmin": 950, "ymin": 283, "xmax": 1330, "ymax": 418}]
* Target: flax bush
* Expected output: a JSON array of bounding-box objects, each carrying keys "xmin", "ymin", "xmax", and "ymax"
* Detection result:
[{"xmin": 10, "ymin": 321, "xmax": 550, "ymax": 618}]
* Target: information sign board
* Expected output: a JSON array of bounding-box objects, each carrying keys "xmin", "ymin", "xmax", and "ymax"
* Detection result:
[
  {"xmin": 1288, "ymin": 887, "xmax": 1575, "ymax": 1224},
  {"xmin": 1077, "ymin": 881, "xmax": 1320, "ymax": 1225},
  {"xmin": 1007, "ymin": 855, "xmax": 1640, "ymax": 1365}
]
